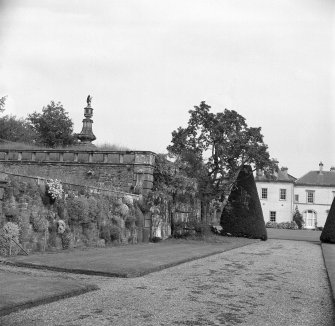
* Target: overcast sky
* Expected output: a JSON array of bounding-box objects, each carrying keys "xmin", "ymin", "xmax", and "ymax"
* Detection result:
[{"xmin": 0, "ymin": 0, "xmax": 334, "ymax": 178}]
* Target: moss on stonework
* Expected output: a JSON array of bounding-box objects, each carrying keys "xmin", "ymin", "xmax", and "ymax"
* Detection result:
[{"xmin": 220, "ymin": 165, "xmax": 267, "ymax": 241}]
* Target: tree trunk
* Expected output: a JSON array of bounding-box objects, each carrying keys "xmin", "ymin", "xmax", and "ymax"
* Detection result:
[
  {"xmin": 201, "ymin": 200, "xmax": 209, "ymax": 223},
  {"xmin": 170, "ymin": 199, "xmax": 176, "ymax": 237}
]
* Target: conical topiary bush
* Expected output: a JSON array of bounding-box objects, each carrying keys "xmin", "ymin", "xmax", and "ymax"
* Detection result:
[
  {"xmin": 220, "ymin": 165, "xmax": 267, "ymax": 241},
  {"xmin": 320, "ymin": 197, "xmax": 335, "ymax": 243}
]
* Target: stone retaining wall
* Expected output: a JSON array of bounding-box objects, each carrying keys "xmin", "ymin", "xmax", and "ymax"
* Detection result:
[{"xmin": 0, "ymin": 149, "xmax": 155, "ymax": 194}]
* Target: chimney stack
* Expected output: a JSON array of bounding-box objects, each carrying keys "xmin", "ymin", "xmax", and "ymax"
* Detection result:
[
  {"xmin": 256, "ymin": 169, "xmax": 263, "ymax": 177},
  {"xmin": 319, "ymin": 162, "xmax": 324, "ymax": 174},
  {"xmin": 281, "ymin": 167, "xmax": 288, "ymax": 178}
]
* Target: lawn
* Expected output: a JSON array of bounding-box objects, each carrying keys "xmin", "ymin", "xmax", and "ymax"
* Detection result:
[
  {"xmin": 3, "ymin": 236, "xmax": 258, "ymax": 278},
  {"xmin": 0, "ymin": 270, "xmax": 98, "ymax": 316},
  {"xmin": 266, "ymin": 228, "xmax": 321, "ymax": 242}
]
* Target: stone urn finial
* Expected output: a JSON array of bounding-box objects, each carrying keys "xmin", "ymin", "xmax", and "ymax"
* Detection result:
[{"xmin": 77, "ymin": 95, "xmax": 96, "ymax": 145}]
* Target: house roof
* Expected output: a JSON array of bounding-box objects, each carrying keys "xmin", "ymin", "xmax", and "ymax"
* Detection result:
[
  {"xmin": 295, "ymin": 171, "xmax": 335, "ymax": 187},
  {"xmin": 255, "ymin": 169, "xmax": 296, "ymax": 183}
]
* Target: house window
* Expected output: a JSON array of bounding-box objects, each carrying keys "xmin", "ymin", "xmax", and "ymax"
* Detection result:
[
  {"xmin": 294, "ymin": 194, "xmax": 299, "ymax": 202},
  {"xmin": 306, "ymin": 191, "xmax": 314, "ymax": 204},
  {"xmin": 261, "ymin": 188, "xmax": 268, "ymax": 199},
  {"xmin": 270, "ymin": 211, "xmax": 276, "ymax": 222},
  {"xmin": 279, "ymin": 189, "xmax": 286, "ymax": 200}
]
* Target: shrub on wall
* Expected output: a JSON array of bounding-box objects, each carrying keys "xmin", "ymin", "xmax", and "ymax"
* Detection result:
[
  {"xmin": 66, "ymin": 196, "xmax": 90, "ymax": 225},
  {"xmin": 99, "ymin": 222, "xmax": 110, "ymax": 243},
  {"xmin": 110, "ymin": 224, "xmax": 121, "ymax": 242},
  {"xmin": 118, "ymin": 203, "xmax": 129, "ymax": 217},
  {"xmin": 99, "ymin": 222, "xmax": 121, "ymax": 243},
  {"xmin": 2, "ymin": 193, "xmax": 19, "ymax": 220},
  {"xmin": 46, "ymin": 179, "xmax": 63, "ymax": 201},
  {"xmin": 0, "ymin": 173, "xmax": 143, "ymax": 254},
  {"xmin": 0, "ymin": 222, "xmax": 21, "ymax": 256}
]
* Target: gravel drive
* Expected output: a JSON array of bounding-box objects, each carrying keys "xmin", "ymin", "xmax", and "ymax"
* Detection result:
[{"xmin": 1, "ymin": 239, "xmax": 334, "ymax": 326}]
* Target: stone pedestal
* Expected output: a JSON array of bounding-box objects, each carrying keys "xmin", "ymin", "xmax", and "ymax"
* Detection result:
[{"xmin": 77, "ymin": 95, "xmax": 96, "ymax": 145}]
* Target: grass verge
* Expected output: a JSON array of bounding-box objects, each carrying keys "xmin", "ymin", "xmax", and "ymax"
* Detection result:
[{"xmin": 3, "ymin": 236, "xmax": 258, "ymax": 278}]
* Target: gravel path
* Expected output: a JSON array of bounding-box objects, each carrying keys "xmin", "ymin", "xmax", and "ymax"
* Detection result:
[{"xmin": 1, "ymin": 239, "xmax": 334, "ymax": 326}]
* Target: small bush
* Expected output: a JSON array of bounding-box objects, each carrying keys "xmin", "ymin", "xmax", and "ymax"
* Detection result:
[
  {"xmin": 31, "ymin": 215, "xmax": 49, "ymax": 232},
  {"xmin": 46, "ymin": 179, "xmax": 63, "ymax": 200},
  {"xmin": 266, "ymin": 221, "xmax": 298, "ymax": 230},
  {"xmin": 99, "ymin": 223, "xmax": 110, "ymax": 243},
  {"xmin": 211, "ymin": 225, "xmax": 223, "ymax": 234},
  {"xmin": 293, "ymin": 208, "xmax": 304, "ymax": 229},
  {"xmin": 191, "ymin": 220, "xmax": 212, "ymax": 236},
  {"xmin": 172, "ymin": 219, "xmax": 211, "ymax": 238},
  {"xmin": 118, "ymin": 203, "xmax": 129, "ymax": 217},
  {"xmin": 100, "ymin": 223, "xmax": 121, "ymax": 243},
  {"xmin": 125, "ymin": 215, "xmax": 136, "ymax": 229},
  {"xmin": 66, "ymin": 196, "xmax": 90, "ymax": 224},
  {"xmin": 265, "ymin": 221, "xmax": 278, "ymax": 228},
  {"xmin": 61, "ymin": 230, "xmax": 72, "ymax": 249},
  {"xmin": 109, "ymin": 224, "xmax": 121, "ymax": 242},
  {"xmin": 277, "ymin": 221, "xmax": 298, "ymax": 230},
  {"xmin": 172, "ymin": 220, "xmax": 191, "ymax": 238},
  {"xmin": 151, "ymin": 236, "xmax": 162, "ymax": 243},
  {"xmin": 123, "ymin": 195, "xmax": 134, "ymax": 207}
]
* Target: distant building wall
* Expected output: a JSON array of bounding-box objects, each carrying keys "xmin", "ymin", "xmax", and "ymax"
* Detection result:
[
  {"xmin": 0, "ymin": 149, "xmax": 155, "ymax": 195},
  {"xmin": 256, "ymin": 175, "xmax": 335, "ymax": 228},
  {"xmin": 294, "ymin": 185, "xmax": 335, "ymax": 228},
  {"xmin": 256, "ymin": 181, "xmax": 295, "ymax": 223}
]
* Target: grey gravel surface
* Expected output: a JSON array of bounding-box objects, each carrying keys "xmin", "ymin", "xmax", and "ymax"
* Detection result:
[{"xmin": 1, "ymin": 239, "xmax": 334, "ymax": 326}]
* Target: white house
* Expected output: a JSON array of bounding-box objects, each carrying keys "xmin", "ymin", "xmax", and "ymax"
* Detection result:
[
  {"xmin": 255, "ymin": 167, "xmax": 296, "ymax": 224},
  {"xmin": 255, "ymin": 162, "xmax": 335, "ymax": 229},
  {"xmin": 294, "ymin": 162, "xmax": 335, "ymax": 229}
]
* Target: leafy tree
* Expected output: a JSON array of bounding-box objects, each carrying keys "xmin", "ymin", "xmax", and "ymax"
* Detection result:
[
  {"xmin": 27, "ymin": 101, "xmax": 76, "ymax": 147},
  {"xmin": 168, "ymin": 101, "xmax": 277, "ymax": 220},
  {"xmin": 0, "ymin": 115, "xmax": 36, "ymax": 143},
  {"xmin": 0, "ymin": 95, "xmax": 7, "ymax": 113},
  {"xmin": 147, "ymin": 154, "xmax": 197, "ymax": 235}
]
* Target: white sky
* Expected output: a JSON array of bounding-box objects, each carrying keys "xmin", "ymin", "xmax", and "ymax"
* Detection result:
[{"xmin": 0, "ymin": 0, "xmax": 334, "ymax": 178}]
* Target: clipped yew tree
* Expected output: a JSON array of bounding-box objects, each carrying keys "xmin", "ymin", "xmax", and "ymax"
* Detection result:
[
  {"xmin": 220, "ymin": 165, "xmax": 267, "ymax": 241},
  {"xmin": 320, "ymin": 197, "xmax": 335, "ymax": 243}
]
